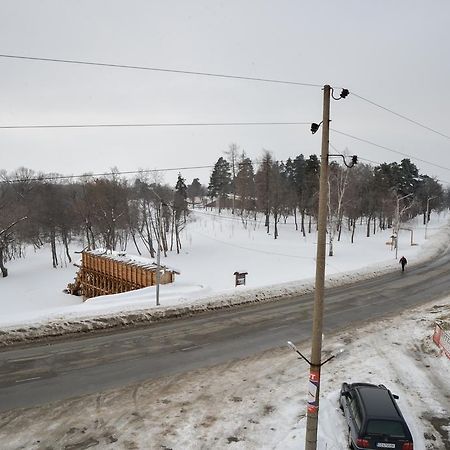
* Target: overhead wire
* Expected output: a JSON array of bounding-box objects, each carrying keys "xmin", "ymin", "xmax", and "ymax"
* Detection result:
[
  {"xmin": 0, "ymin": 121, "xmax": 311, "ymax": 130},
  {"xmin": 2, "ymin": 53, "xmax": 450, "ymax": 185},
  {"xmin": 5, "ymin": 141, "xmax": 450, "ymax": 185},
  {"xmin": 350, "ymin": 91, "xmax": 450, "ymax": 142},
  {"xmin": 189, "ymin": 228, "xmax": 315, "ymax": 260},
  {"xmin": 190, "ymin": 209, "xmax": 262, "ymax": 223},
  {"xmin": 329, "ymin": 142, "xmax": 382, "ymax": 166},
  {"xmin": 357, "ymin": 156, "xmax": 383, "ymax": 166},
  {"xmin": 190, "ymin": 208, "xmax": 296, "ymax": 227},
  {"xmin": 330, "ymin": 128, "xmax": 450, "ymax": 173},
  {"xmin": 1, "ymin": 54, "xmax": 449, "ymax": 143},
  {"xmin": 0, "ymin": 53, "xmax": 324, "ymax": 88},
  {"xmin": 1, "ymin": 164, "xmax": 215, "ymax": 183},
  {"xmin": 330, "ymin": 138, "xmax": 450, "ymax": 185}
]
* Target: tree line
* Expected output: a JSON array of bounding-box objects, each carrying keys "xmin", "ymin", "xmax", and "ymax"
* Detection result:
[
  {"xmin": 207, "ymin": 145, "xmax": 448, "ymax": 248},
  {"xmin": 0, "ymin": 169, "xmax": 190, "ymax": 277},
  {"xmin": 1, "ymin": 146, "xmax": 448, "ymax": 276}
]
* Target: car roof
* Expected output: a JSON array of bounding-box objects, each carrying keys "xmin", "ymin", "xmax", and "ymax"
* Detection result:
[{"xmin": 353, "ymin": 384, "xmax": 401, "ymax": 420}]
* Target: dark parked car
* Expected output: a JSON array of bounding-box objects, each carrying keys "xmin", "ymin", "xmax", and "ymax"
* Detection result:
[{"xmin": 339, "ymin": 382, "xmax": 414, "ymax": 450}]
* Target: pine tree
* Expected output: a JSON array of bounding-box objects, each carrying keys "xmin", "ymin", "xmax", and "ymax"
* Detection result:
[
  {"xmin": 255, "ymin": 151, "xmax": 273, "ymax": 233},
  {"xmin": 208, "ymin": 157, "xmax": 232, "ymax": 213},
  {"xmin": 173, "ymin": 174, "xmax": 188, "ymax": 253},
  {"xmin": 187, "ymin": 178, "xmax": 206, "ymax": 208},
  {"xmin": 235, "ymin": 155, "xmax": 255, "ymax": 214}
]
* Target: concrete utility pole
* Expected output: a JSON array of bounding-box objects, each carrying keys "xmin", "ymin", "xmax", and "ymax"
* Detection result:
[{"xmin": 305, "ymin": 84, "xmax": 331, "ymax": 450}]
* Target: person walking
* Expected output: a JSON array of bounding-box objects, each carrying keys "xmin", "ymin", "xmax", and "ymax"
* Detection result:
[{"xmin": 399, "ymin": 256, "xmax": 407, "ymax": 272}]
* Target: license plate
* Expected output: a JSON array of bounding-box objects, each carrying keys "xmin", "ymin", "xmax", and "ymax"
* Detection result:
[{"xmin": 376, "ymin": 444, "xmax": 395, "ymax": 449}]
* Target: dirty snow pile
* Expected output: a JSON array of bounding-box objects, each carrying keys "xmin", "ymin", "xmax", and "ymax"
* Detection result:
[
  {"xmin": 0, "ymin": 210, "xmax": 449, "ymax": 345},
  {"xmin": 0, "ymin": 296, "xmax": 448, "ymax": 450}
]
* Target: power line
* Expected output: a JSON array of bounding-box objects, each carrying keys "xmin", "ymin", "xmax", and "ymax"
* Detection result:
[
  {"xmin": 190, "ymin": 209, "xmax": 266, "ymax": 226},
  {"xmin": 190, "ymin": 228, "xmax": 314, "ymax": 260},
  {"xmin": 350, "ymin": 91, "xmax": 450, "ymax": 141},
  {"xmin": 5, "ymin": 144, "xmax": 449, "ymax": 185},
  {"xmin": 330, "ymin": 128, "xmax": 450, "ymax": 173},
  {"xmin": 357, "ymin": 156, "xmax": 383, "ymax": 166},
  {"xmin": 330, "ymin": 142, "xmax": 383, "ymax": 166},
  {"xmin": 333, "ymin": 141, "xmax": 450, "ymax": 184},
  {"xmin": 0, "ymin": 53, "xmax": 324, "ymax": 88},
  {"xmin": 2, "ymin": 164, "xmax": 215, "ymax": 183},
  {"xmin": 329, "ymin": 142, "xmax": 382, "ymax": 166},
  {"xmin": 0, "ymin": 121, "xmax": 311, "ymax": 130},
  {"xmin": 3, "ymin": 54, "xmax": 450, "ymax": 144},
  {"xmin": 191, "ymin": 208, "xmax": 313, "ymax": 229},
  {"xmin": 4, "ymin": 131, "xmax": 449, "ymax": 185}
]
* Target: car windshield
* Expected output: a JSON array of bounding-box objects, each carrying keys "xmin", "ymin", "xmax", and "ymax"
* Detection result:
[{"xmin": 366, "ymin": 420, "xmax": 406, "ymax": 437}]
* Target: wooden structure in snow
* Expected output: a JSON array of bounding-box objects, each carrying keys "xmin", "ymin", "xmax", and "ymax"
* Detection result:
[{"xmin": 67, "ymin": 250, "xmax": 179, "ymax": 300}]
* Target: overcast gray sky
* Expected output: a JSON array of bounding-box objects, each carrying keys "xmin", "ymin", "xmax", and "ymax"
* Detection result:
[{"xmin": 1, "ymin": 0, "xmax": 449, "ymax": 186}]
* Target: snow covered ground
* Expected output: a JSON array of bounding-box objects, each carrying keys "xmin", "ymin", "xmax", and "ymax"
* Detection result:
[
  {"xmin": 0, "ymin": 210, "xmax": 449, "ymax": 345},
  {"xmin": 0, "ymin": 296, "xmax": 448, "ymax": 449},
  {"xmin": 0, "ymin": 211, "xmax": 449, "ymax": 448}
]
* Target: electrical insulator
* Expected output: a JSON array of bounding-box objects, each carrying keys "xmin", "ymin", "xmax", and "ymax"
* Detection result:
[{"xmin": 311, "ymin": 123, "xmax": 320, "ymax": 134}]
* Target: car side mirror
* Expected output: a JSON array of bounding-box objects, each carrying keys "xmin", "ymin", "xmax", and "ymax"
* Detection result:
[{"xmin": 393, "ymin": 394, "xmax": 399, "ymax": 399}]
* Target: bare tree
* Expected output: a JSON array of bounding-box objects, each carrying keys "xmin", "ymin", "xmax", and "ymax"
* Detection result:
[
  {"xmin": 224, "ymin": 143, "xmax": 239, "ymax": 214},
  {"xmin": 327, "ymin": 162, "xmax": 349, "ymax": 256},
  {"xmin": 344, "ymin": 164, "xmax": 374, "ymax": 242},
  {"xmin": 0, "ymin": 216, "xmax": 28, "ymax": 277},
  {"xmin": 0, "ymin": 169, "xmax": 33, "ymax": 276}
]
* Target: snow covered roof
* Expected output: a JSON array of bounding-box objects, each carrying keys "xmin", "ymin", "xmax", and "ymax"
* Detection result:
[{"xmin": 85, "ymin": 249, "xmax": 180, "ymax": 274}]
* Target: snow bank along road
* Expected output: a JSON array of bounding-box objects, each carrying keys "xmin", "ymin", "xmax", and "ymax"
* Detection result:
[{"xmin": 1, "ymin": 244, "xmax": 450, "ymax": 414}]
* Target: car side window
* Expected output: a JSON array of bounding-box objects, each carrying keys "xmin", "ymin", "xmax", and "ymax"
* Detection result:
[{"xmin": 349, "ymin": 398, "xmax": 362, "ymax": 430}]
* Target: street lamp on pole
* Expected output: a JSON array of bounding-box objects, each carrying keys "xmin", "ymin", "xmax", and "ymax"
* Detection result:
[
  {"xmin": 394, "ymin": 193, "xmax": 413, "ymax": 259},
  {"xmin": 155, "ymin": 201, "xmax": 169, "ymax": 306},
  {"xmin": 156, "ymin": 201, "xmax": 162, "ymax": 306},
  {"xmin": 425, "ymin": 196, "xmax": 437, "ymax": 239}
]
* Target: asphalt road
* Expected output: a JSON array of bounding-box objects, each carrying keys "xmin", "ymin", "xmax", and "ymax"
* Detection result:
[{"xmin": 1, "ymin": 249, "xmax": 449, "ymax": 412}]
